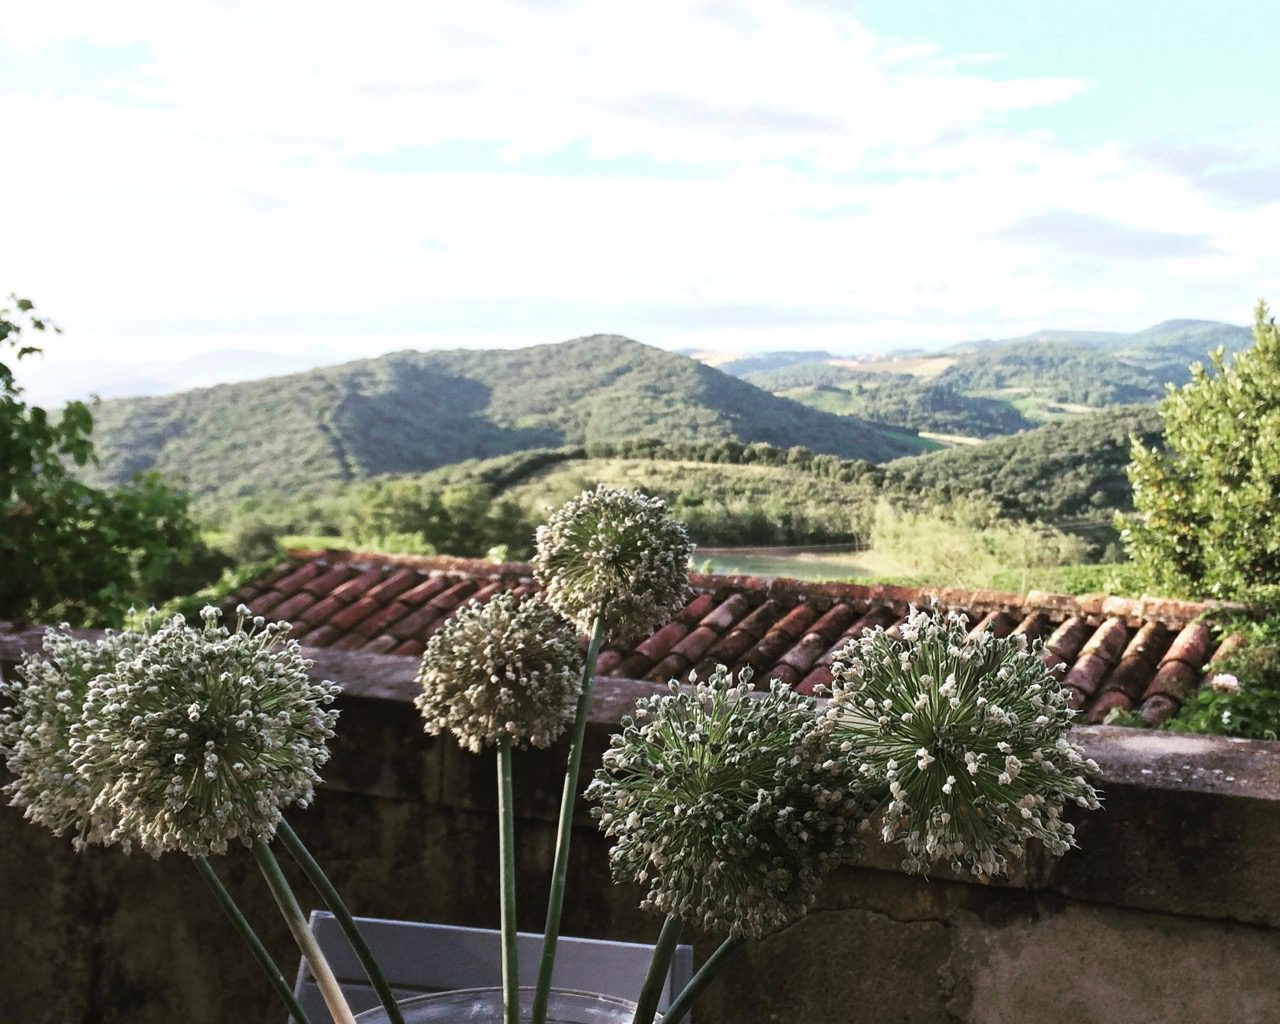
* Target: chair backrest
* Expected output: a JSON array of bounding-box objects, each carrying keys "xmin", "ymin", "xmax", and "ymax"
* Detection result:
[{"xmin": 292, "ymin": 911, "xmax": 694, "ymax": 1022}]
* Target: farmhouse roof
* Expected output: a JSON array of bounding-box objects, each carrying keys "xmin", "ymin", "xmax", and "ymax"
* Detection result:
[{"xmin": 226, "ymin": 551, "xmax": 1242, "ymax": 726}]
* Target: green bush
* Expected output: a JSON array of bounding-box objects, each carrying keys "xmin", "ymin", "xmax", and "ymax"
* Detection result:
[
  {"xmin": 869, "ymin": 498, "xmax": 1090, "ymax": 590},
  {"xmin": 1124, "ymin": 302, "xmax": 1280, "ymax": 599},
  {"xmin": 1, "ymin": 297, "xmax": 223, "ymax": 626},
  {"xmin": 1166, "ymin": 588, "xmax": 1280, "ymax": 739}
]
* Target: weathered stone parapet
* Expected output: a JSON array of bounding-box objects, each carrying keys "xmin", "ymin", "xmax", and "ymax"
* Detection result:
[{"xmin": 5, "ymin": 637, "xmax": 1280, "ymax": 1022}]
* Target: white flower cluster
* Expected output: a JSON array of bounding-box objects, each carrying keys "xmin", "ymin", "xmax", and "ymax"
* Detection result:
[
  {"xmin": 587, "ymin": 666, "xmax": 878, "ymax": 939},
  {"xmin": 533, "ymin": 485, "xmax": 693, "ymax": 642},
  {"xmin": 0, "ymin": 627, "xmax": 143, "ymax": 848},
  {"xmin": 827, "ymin": 607, "xmax": 1101, "ymax": 878},
  {"xmin": 415, "ymin": 593, "xmax": 582, "ymax": 753},
  {"xmin": 3, "ymin": 607, "xmax": 341, "ymax": 858}
]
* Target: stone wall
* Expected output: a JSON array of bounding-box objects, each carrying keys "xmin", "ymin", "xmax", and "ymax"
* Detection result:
[{"xmin": 4, "ymin": 640, "xmax": 1280, "ymax": 1023}]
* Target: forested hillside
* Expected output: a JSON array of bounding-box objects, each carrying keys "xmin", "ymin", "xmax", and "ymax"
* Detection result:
[
  {"xmin": 744, "ymin": 365, "xmax": 1035, "ymax": 438},
  {"xmin": 877, "ymin": 405, "xmax": 1164, "ymax": 523},
  {"xmin": 85, "ymin": 334, "xmax": 931, "ymax": 504},
  {"xmin": 718, "ymin": 319, "xmax": 1250, "ymax": 435}
]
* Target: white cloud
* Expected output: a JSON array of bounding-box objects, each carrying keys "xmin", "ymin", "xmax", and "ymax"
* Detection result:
[{"xmin": 1, "ymin": 0, "xmax": 1275, "ymax": 366}]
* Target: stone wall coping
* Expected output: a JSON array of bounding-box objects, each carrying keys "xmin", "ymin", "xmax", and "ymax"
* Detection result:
[{"xmin": 5, "ymin": 629, "xmax": 1279, "ymax": 804}]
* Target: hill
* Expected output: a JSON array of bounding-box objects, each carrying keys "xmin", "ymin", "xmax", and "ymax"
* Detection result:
[
  {"xmin": 878, "ymin": 404, "xmax": 1164, "ymax": 524},
  {"xmin": 711, "ymin": 319, "xmax": 1250, "ymax": 434},
  {"xmin": 84, "ymin": 334, "xmax": 932, "ymax": 505},
  {"xmin": 743, "ymin": 363, "xmax": 1035, "ymax": 438}
]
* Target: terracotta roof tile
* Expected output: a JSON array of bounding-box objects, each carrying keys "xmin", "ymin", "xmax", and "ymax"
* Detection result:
[
  {"xmin": 427, "ymin": 580, "xmax": 480, "ymax": 613},
  {"xmin": 241, "ymin": 551, "xmax": 1239, "ymax": 726},
  {"xmin": 1086, "ymin": 622, "xmax": 1172, "ymax": 724},
  {"xmin": 1063, "ymin": 617, "xmax": 1132, "ymax": 709},
  {"xmin": 296, "ymin": 595, "xmax": 348, "ymax": 628},
  {"xmin": 736, "ymin": 604, "xmax": 821, "ymax": 685},
  {"xmin": 329, "ymin": 597, "xmax": 384, "ymax": 633},
  {"xmin": 330, "ymin": 568, "xmax": 395, "ymax": 603},
  {"xmin": 248, "ymin": 589, "xmax": 289, "ymax": 616},
  {"xmin": 968, "ymin": 610, "xmax": 1015, "ymax": 640},
  {"xmin": 697, "ymin": 599, "xmax": 783, "ymax": 673},
  {"xmin": 271, "ymin": 591, "xmax": 317, "ymax": 624},
  {"xmin": 387, "ymin": 605, "xmax": 448, "ymax": 641},
  {"xmin": 594, "ymin": 649, "xmax": 624, "ymax": 675},
  {"xmin": 271, "ymin": 562, "xmax": 326, "ymax": 597},
  {"xmin": 303, "ymin": 565, "xmax": 362, "ymax": 597},
  {"xmin": 297, "ymin": 624, "xmax": 341, "ymax": 648},
  {"xmin": 360, "ymin": 635, "xmax": 401, "ymax": 655},
  {"xmin": 396, "ymin": 576, "xmax": 453, "ymax": 606},
  {"xmin": 1044, "ymin": 616, "xmax": 1092, "ymax": 671},
  {"xmin": 361, "ymin": 568, "xmax": 425, "ymax": 605},
  {"xmin": 352, "ymin": 602, "xmax": 414, "ymax": 640},
  {"xmin": 1011, "ymin": 611, "xmax": 1051, "ymax": 640}
]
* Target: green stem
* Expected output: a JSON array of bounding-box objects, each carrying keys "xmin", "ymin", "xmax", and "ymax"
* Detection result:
[
  {"xmin": 531, "ymin": 610, "xmax": 608, "ymax": 1024},
  {"xmin": 277, "ymin": 819, "xmax": 406, "ymax": 1024},
  {"xmin": 498, "ymin": 736, "xmax": 520, "ymax": 1024},
  {"xmin": 661, "ymin": 936, "xmax": 746, "ymax": 1024},
  {"xmin": 194, "ymin": 857, "xmax": 315, "ymax": 1024},
  {"xmin": 632, "ymin": 916, "xmax": 682, "ymax": 1024},
  {"xmin": 252, "ymin": 837, "xmax": 358, "ymax": 1024}
]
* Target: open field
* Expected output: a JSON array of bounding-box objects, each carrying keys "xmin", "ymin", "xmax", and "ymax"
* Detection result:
[{"xmin": 829, "ymin": 355, "xmax": 956, "ymax": 379}]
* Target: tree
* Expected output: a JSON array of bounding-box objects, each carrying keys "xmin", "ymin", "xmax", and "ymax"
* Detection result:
[
  {"xmin": 1123, "ymin": 301, "xmax": 1280, "ymax": 599},
  {"xmin": 0, "ymin": 296, "xmax": 225, "ymax": 625}
]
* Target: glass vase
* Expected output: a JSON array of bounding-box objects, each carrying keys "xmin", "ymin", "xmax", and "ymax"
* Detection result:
[{"xmin": 353, "ymin": 987, "xmax": 652, "ymax": 1023}]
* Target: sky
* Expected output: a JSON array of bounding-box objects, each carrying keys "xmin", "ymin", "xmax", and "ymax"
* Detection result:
[{"xmin": 2, "ymin": 0, "xmax": 1279, "ymax": 378}]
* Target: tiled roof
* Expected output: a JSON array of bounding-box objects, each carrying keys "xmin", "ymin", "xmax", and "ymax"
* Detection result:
[{"xmin": 227, "ymin": 551, "xmax": 1243, "ymax": 726}]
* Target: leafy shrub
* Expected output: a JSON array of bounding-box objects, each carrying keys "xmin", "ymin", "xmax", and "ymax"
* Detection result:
[
  {"xmin": 869, "ymin": 498, "xmax": 1090, "ymax": 590},
  {"xmin": 1124, "ymin": 302, "xmax": 1280, "ymax": 599},
  {"xmin": 1, "ymin": 297, "xmax": 222, "ymax": 625},
  {"xmin": 225, "ymin": 518, "xmax": 284, "ymax": 563},
  {"xmin": 1166, "ymin": 587, "xmax": 1280, "ymax": 740}
]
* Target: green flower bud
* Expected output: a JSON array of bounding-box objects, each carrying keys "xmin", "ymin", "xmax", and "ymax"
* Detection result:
[
  {"xmin": 827, "ymin": 607, "xmax": 1101, "ymax": 879},
  {"xmin": 74, "ymin": 608, "xmax": 340, "ymax": 857},
  {"xmin": 416, "ymin": 593, "xmax": 581, "ymax": 754},
  {"xmin": 588, "ymin": 666, "xmax": 878, "ymax": 939},
  {"xmin": 1, "ymin": 627, "xmax": 143, "ymax": 848},
  {"xmin": 533, "ymin": 485, "xmax": 693, "ymax": 642}
]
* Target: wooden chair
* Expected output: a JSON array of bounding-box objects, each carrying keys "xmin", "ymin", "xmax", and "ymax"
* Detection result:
[{"xmin": 291, "ymin": 911, "xmax": 694, "ymax": 1022}]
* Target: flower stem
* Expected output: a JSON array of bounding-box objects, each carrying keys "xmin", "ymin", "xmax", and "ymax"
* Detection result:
[
  {"xmin": 252, "ymin": 836, "xmax": 357, "ymax": 1024},
  {"xmin": 194, "ymin": 856, "xmax": 315, "ymax": 1024},
  {"xmin": 276, "ymin": 819, "xmax": 406, "ymax": 1024},
  {"xmin": 531, "ymin": 610, "xmax": 608, "ymax": 1024},
  {"xmin": 498, "ymin": 735, "xmax": 520, "ymax": 1024},
  {"xmin": 631, "ymin": 915, "xmax": 682, "ymax": 1024},
  {"xmin": 660, "ymin": 936, "xmax": 746, "ymax": 1024}
]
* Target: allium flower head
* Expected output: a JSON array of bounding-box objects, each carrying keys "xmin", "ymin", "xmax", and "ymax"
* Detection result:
[
  {"xmin": 74, "ymin": 607, "xmax": 340, "ymax": 857},
  {"xmin": 0, "ymin": 626, "xmax": 144, "ymax": 848},
  {"xmin": 415, "ymin": 592, "xmax": 581, "ymax": 754},
  {"xmin": 533, "ymin": 485, "xmax": 693, "ymax": 641},
  {"xmin": 587, "ymin": 666, "xmax": 879, "ymax": 938},
  {"xmin": 827, "ymin": 607, "xmax": 1101, "ymax": 878}
]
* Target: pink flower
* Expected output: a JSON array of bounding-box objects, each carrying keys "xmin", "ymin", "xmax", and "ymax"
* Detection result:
[{"xmin": 1210, "ymin": 673, "xmax": 1241, "ymax": 695}]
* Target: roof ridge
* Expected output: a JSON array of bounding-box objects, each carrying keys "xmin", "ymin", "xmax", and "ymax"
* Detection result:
[{"xmin": 286, "ymin": 550, "xmax": 1238, "ymax": 629}]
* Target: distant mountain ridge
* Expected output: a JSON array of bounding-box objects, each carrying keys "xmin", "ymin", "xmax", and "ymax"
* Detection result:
[
  {"xmin": 84, "ymin": 334, "xmax": 931, "ymax": 506},
  {"xmin": 714, "ymin": 319, "xmax": 1251, "ymax": 436}
]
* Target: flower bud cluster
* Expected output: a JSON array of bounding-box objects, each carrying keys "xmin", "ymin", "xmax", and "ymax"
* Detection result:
[
  {"xmin": 415, "ymin": 593, "xmax": 582, "ymax": 753},
  {"xmin": 533, "ymin": 485, "xmax": 693, "ymax": 642},
  {"xmin": 0, "ymin": 627, "xmax": 144, "ymax": 848},
  {"xmin": 826, "ymin": 607, "xmax": 1101, "ymax": 878},
  {"xmin": 4, "ymin": 606, "xmax": 341, "ymax": 858},
  {"xmin": 587, "ymin": 665, "xmax": 879, "ymax": 938}
]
